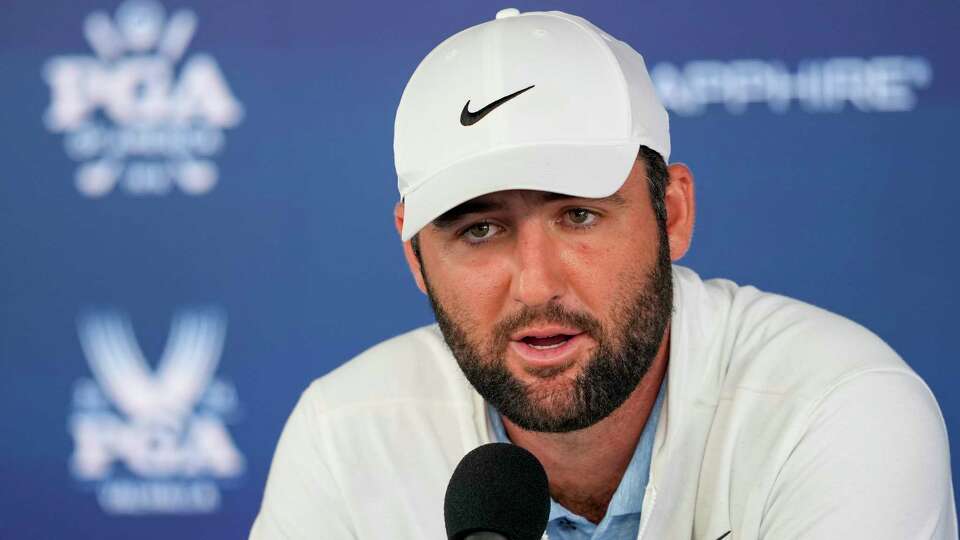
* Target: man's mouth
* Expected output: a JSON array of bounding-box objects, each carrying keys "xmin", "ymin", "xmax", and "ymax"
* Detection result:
[
  {"xmin": 520, "ymin": 334, "xmax": 577, "ymax": 350},
  {"xmin": 510, "ymin": 326, "xmax": 585, "ymax": 350},
  {"xmin": 506, "ymin": 325, "xmax": 590, "ymax": 370}
]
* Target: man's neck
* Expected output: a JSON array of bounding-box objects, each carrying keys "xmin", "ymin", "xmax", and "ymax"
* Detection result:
[{"xmin": 501, "ymin": 327, "xmax": 670, "ymax": 524}]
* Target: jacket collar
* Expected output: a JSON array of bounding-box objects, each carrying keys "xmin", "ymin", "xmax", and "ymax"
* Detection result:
[{"xmin": 640, "ymin": 265, "xmax": 727, "ymax": 538}]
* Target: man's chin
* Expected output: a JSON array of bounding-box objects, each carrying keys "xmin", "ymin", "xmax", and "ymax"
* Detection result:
[
  {"xmin": 505, "ymin": 355, "xmax": 584, "ymax": 411},
  {"xmin": 518, "ymin": 359, "xmax": 576, "ymax": 379},
  {"xmin": 502, "ymin": 399, "xmax": 590, "ymax": 433},
  {"xmin": 517, "ymin": 377, "xmax": 583, "ymax": 416}
]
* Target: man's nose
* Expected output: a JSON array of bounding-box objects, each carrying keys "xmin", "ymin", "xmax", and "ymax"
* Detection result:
[{"xmin": 509, "ymin": 222, "xmax": 567, "ymax": 307}]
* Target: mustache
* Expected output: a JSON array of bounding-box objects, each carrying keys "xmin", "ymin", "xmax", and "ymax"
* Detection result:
[{"xmin": 491, "ymin": 303, "xmax": 604, "ymax": 347}]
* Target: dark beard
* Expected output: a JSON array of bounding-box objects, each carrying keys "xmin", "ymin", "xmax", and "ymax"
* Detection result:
[{"xmin": 424, "ymin": 233, "xmax": 673, "ymax": 433}]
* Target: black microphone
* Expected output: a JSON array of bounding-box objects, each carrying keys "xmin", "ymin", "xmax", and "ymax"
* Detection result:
[{"xmin": 444, "ymin": 442, "xmax": 551, "ymax": 540}]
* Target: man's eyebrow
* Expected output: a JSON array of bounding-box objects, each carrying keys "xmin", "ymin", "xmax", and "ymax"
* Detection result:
[
  {"xmin": 430, "ymin": 192, "xmax": 628, "ymax": 229},
  {"xmin": 431, "ymin": 199, "xmax": 505, "ymax": 228}
]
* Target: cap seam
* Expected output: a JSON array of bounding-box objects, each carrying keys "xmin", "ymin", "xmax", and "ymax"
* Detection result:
[
  {"xmin": 399, "ymin": 138, "xmax": 644, "ymax": 197},
  {"xmin": 536, "ymin": 11, "xmax": 634, "ymax": 139}
]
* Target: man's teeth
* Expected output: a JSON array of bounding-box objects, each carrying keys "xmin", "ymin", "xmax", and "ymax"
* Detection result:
[
  {"xmin": 525, "ymin": 335, "xmax": 572, "ymax": 349},
  {"xmin": 529, "ymin": 341, "xmax": 565, "ymax": 350}
]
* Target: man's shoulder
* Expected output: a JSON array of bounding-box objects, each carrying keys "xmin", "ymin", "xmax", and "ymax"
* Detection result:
[
  {"xmin": 676, "ymin": 267, "xmax": 915, "ymax": 401},
  {"xmin": 734, "ymin": 287, "xmax": 912, "ymax": 386},
  {"xmin": 725, "ymin": 282, "xmax": 911, "ymax": 398},
  {"xmin": 679, "ymin": 273, "xmax": 955, "ymax": 539},
  {"xmin": 305, "ymin": 323, "xmax": 477, "ymax": 411}
]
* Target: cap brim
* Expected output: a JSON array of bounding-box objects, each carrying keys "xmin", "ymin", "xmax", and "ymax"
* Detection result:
[{"xmin": 400, "ymin": 141, "xmax": 640, "ymax": 241}]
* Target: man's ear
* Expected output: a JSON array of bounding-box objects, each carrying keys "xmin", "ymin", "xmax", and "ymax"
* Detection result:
[
  {"xmin": 664, "ymin": 163, "xmax": 696, "ymax": 261},
  {"xmin": 394, "ymin": 201, "xmax": 428, "ymax": 294}
]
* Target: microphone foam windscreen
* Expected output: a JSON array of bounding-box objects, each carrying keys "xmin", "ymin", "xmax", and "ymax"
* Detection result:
[{"xmin": 444, "ymin": 442, "xmax": 551, "ymax": 540}]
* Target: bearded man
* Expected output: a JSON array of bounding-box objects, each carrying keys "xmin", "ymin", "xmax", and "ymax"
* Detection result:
[{"xmin": 250, "ymin": 8, "xmax": 956, "ymax": 540}]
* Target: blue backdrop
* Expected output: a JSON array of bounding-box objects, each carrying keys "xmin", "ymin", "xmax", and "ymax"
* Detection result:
[{"xmin": 1, "ymin": 1, "xmax": 957, "ymax": 538}]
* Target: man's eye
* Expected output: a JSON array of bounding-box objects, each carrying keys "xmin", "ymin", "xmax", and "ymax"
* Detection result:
[
  {"xmin": 565, "ymin": 208, "xmax": 598, "ymax": 227},
  {"xmin": 462, "ymin": 222, "xmax": 500, "ymax": 243}
]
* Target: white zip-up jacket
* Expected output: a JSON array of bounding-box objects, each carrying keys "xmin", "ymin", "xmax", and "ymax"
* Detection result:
[{"xmin": 250, "ymin": 266, "xmax": 957, "ymax": 539}]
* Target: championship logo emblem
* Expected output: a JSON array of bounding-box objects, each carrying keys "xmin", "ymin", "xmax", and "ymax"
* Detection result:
[
  {"xmin": 69, "ymin": 307, "xmax": 244, "ymax": 514},
  {"xmin": 43, "ymin": 0, "xmax": 244, "ymax": 198}
]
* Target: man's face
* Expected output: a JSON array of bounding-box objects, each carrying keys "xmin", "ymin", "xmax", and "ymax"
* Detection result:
[{"xmin": 415, "ymin": 158, "xmax": 673, "ymax": 433}]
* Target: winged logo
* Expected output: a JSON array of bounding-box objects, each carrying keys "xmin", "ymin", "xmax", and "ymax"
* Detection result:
[{"xmin": 77, "ymin": 307, "xmax": 226, "ymax": 426}]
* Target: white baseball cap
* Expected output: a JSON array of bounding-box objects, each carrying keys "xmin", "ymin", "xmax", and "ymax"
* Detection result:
[{"xmin": 394, "ymin": 8, "xmax": 670, "ymax": 241}]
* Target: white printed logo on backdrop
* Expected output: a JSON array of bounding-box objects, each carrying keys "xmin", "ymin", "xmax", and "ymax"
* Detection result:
[
  {"xmin": 43, "ymin": 0, "xmax": 244, "ymax": 198},
  {"xmin": 69, "ymin": 307, "xmax": 244, "ymax": 514},
  {"xmin": 651, "ymin": 56, "xmax": 933, "ymax": 116}
]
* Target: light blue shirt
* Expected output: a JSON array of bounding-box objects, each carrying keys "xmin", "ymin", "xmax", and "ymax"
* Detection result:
[{"xmin": 486, "ymin": 380, "xmax": 665, "ymax": 540}]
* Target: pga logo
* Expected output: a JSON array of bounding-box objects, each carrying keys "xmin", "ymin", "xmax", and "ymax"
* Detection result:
[
  {"xmin": 43, "ymin": 0, "xmax": 244, "ymax": 198},
  {"xmin": 70, "ymin": 307, "xmax": 245, "ymax": 514}
]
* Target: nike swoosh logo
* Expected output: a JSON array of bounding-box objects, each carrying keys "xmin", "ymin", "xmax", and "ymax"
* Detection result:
[
  {"xmin": 460, "ymin": 84, "xmax": 535, "ymax": 126},
  {"xmin": 716, "ymin": 531, "xmax": 732, "ymax": 540}
]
